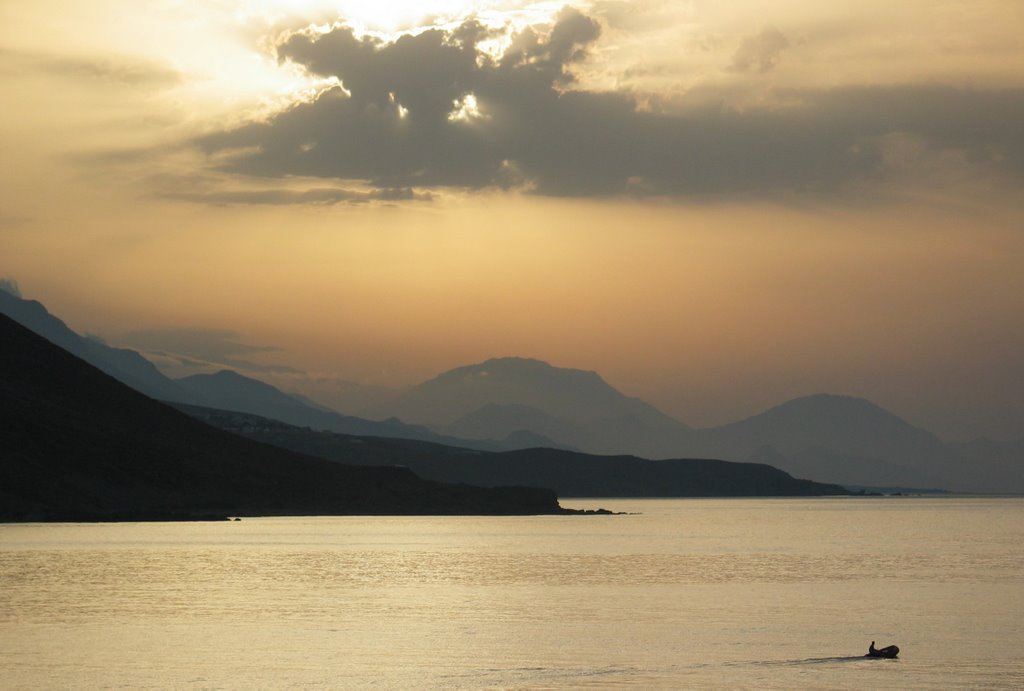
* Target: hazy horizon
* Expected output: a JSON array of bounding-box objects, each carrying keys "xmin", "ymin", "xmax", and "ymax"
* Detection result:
[{"xmin": 2, "ymin": 1, "xmax": 1022, "ymax": 441}]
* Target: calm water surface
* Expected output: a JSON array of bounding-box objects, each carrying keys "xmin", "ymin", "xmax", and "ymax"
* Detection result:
[{"xmin": 2, "ymin": 497, "xmax": 1023, "ymax": 688}]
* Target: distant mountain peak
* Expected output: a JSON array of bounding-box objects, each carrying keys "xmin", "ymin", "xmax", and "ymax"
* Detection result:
[
  {"xmin": 757, "ymin": 393, "xmax": 907, "ymax": 426},
  {"xmin": 481, "ymin": 356, "xmax": 552, "ymax": 368},
  {"xmin": 705, "ymin": 391, "xmax": 949, "ymax": 473},
  {"xmin": 205, "ymin": 369, "xmax": 250, "ymax": 381},
  {"xmin": 178, "ymin": 369, "xmax": 279, "ymax": 391},
  {"xmin": 372, "ymin": 355, "xmax": 688, "ymax": 432},
  {"xmin": 177, "ymin": 369, "xmax": 321, "ymax": 412},
  {"xmin": 435, "ymin": 355, "xmax": 613, "ymax": 387},
  {"xmin": 438, "ymin": 356, "xmax": 603, "ymax": 383},
  {"xmin": 476, "ymin": 355, "xmax": 599, "ymax": 375},
  {"xmin": 782, "ymin": 392, "xmax": 879, "ymax": 407}
]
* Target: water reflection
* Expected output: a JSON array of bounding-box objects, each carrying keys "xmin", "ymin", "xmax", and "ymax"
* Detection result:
[{"xmin": 1, "ymin": 498, "xmax": 1022, "ymax": 688}]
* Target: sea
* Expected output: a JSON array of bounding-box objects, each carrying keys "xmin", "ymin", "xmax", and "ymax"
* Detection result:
[{"xmin": 1, "ymin": 497, "xmax": 1022, "ymax": 689}]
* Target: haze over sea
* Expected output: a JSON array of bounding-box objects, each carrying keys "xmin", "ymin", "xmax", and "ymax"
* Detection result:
[{"xmin": 2, "ymin": 497, "xmax": 1022, "ymax": 688}]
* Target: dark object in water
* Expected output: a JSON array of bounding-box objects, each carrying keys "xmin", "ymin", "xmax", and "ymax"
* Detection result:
[{"xmin": 866, "ymin": 641, "xmax": 899, "ymax": 658}]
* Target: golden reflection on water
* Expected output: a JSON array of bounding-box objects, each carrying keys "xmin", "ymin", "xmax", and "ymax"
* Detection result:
[{"xmin": 1, "ymin": 498, "xmax": 1023, "ymax": 688}]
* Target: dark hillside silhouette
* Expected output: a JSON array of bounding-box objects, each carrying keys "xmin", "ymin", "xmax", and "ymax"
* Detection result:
[
  {"xmin": 182, "ymin": 406, "xmax": 849, "ymax": 498},
  {"xmin": 174, "ymin": 369, "xmax": 545, "ymax": 450},
  {"xmin": 0, "ymin": 314, "xmax": 566, "ymax": 520},
  {"xmin": 0, "ymin": 289, "xmax": 535, "ymax": 451},
  {"xmin": 0, "ymin": 288, "xmax": 189, "ymax": 402}
]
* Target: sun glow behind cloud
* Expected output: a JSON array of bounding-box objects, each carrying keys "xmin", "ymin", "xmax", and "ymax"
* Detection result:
[
  {"xmin": 2, "ymin": 0, "xmax": 1023, "ymax": 441},
  {"xmin": 123, "ymin": 2, "xmax": 570, "ymax": 123}
]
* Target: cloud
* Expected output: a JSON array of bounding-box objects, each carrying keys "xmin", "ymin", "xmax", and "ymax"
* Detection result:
[
  {"xmin": 0, "ymin": 278, "xmax": 21, "ymax": 297},
  {"xmin": 0, "ymin": 215, "xmax": 31, "ymax": 231},
  {"xmin": 121, "ymin": 327, "xmax": 301, "ymax": 375},
  {"xmin": 591, "ymin": 0, "xmax": 679, "ymax": 33},
  {"xmin": 123, "ymin": 327, "xmax": 279, "ymax": 357},
  {"xmin": 192, "ymin": 8, "xmax": 1024, "ymax": 199},
  {"xmin": 0, "ymin": 47, "xmax": 181, "ymax": 87},
  {"xmin": 160, "ymin": 185, "xmax": 430, "ymax": 206},
  {"xmin": 730, "ymin": 27, "xmax": 790, "ymax": 73}
]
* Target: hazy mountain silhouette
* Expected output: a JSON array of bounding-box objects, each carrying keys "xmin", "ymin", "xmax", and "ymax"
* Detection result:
[
  {"xmin": 366, "ymin": 357, "xmax": 687, "ymax": 429},
  {"xmin": 695, "ymin": 394, "xmax": 948, "ymax": 460},
  {"xmin": 443, "ymin": 403, "xmax": 585, "ymax": 447},
  {"xmin": 0, "ymin": 289, "xmax": 535, "ymax": 452},
  {"xmin": 4, "ymin": 288, "xmax": 1018, "ymax": 493},
  {"xmin": 690, "ymin": 394, "xmax": 1024, "ymax": 492},
  {"xmin": 0, "ymin": 313, "xmax": 566, "ymax": 521},
  {"xmin": 951, "ymin": 436, "xmax": 1024, "ymax": 466},
  {"xmin": 947, "ymin": 436, "xmax": 1024, "ymax": 493},
  {"xmin": 173, "ymin": 370, "xmax": 555, "ymax": 451},
  {"xmin": 363, "ymin": 359, "xmax": 1022, "ymax": 491},
  {"xmin": 745, "ymin": 445, "xmax": 947, "ymax": 490},
  {"xmin": 686, "ymin": 394, "xmax": 962, "ymax": 488},
  {"xmin": 0, "ymin": 288, "xmax": 190, "ymax": 403},
  {"xmin": 363, "ymin": 357, "xmax": 694, "ymax": 457},
  {"xmin": 183, "ymin": 406, "xmax": 848, "ymax": 498},
  {"xmin": 176, "ymin": 370, "xmax": 422, "ymax": 437},
  {"xmin": 288, "ymin": 392, "xmax": 339, "ymax": 412}
]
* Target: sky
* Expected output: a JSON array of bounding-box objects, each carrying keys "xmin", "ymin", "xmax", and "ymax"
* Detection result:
[{"xmin": 1, "ymin": 1, "xmax": 1023, "ymax": 441}]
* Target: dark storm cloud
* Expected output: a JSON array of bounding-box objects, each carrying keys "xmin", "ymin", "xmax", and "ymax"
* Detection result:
[
  {"xmin": 730, "ymin": 27, "xmax": 789, "ymax": 73},
  {"xmin": 194, "ymin": 9, "xmax": 1024, "ymax": 198}
]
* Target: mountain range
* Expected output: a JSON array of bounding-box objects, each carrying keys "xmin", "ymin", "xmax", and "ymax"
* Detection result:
[
  {"xmin": 0, "ymin": 303, "xmax": 843, "ymax": 515},
  {"xmin": 0, "ymin": 313, "xmax": 565, "ymax": 520},
  {"xmin": 0, "ymin": 289, "xmax": 545, "ymax": 451},
  {"xmin": 178, "ymin": 405, "xmax": 846, "ymax": 498},
  {"xmin": 2, "ymin": 286, "xmax": 1020, "ymax": 493},
  {"xmin": 172, "ymin": 369, "xmax": 545, "ymax": 450},
  {"xmin": 363, "ymin": 356, "xmax": 684, "ymax": 430},
  {"xmin": 335, "ymin": 357, "xmax": 1020, "ymax": 493}
]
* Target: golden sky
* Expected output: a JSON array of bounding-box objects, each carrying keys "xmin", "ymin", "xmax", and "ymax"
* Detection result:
[{"xmin": 1, "ymin": 1, "xmax": 1023, "ymax": 439}]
